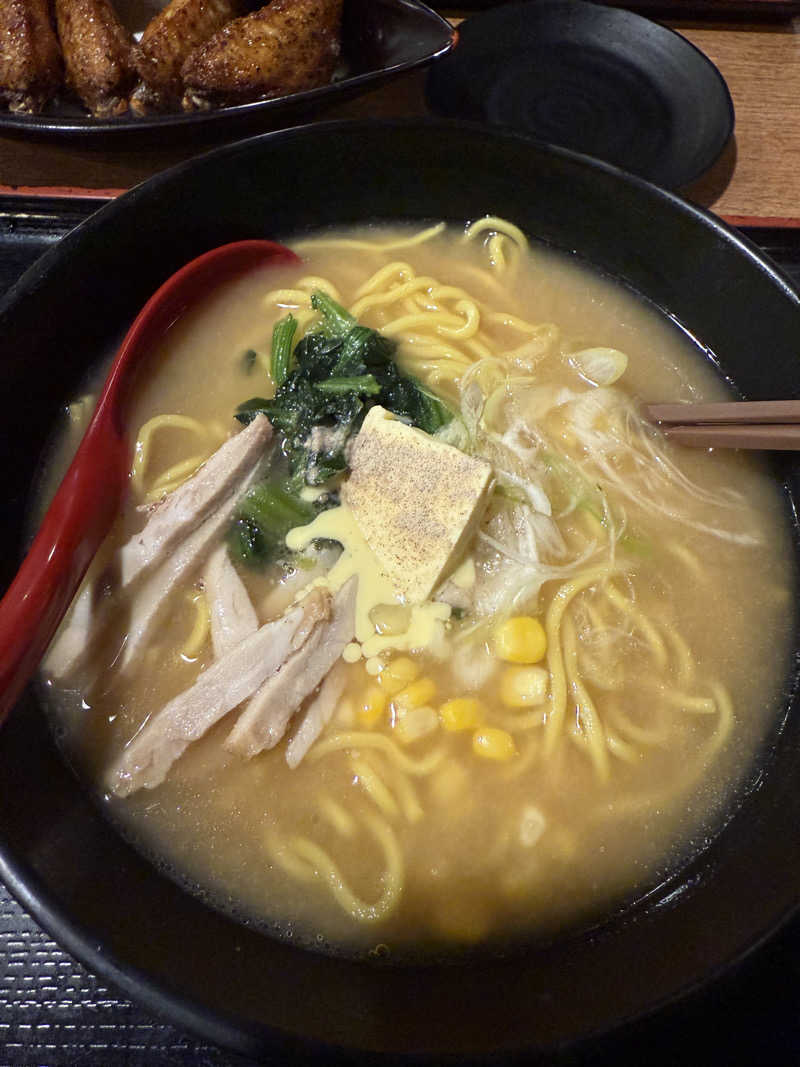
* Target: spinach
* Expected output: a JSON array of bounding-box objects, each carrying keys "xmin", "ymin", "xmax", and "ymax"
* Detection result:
[{"xmin": 228, "ymin": 481, "xmax": 315, "ymax": 567}]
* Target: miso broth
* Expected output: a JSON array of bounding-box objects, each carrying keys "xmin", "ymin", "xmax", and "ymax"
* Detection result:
[{"xmin": 44, "ymin": 220, "xmax": 795, "ymax": 957}]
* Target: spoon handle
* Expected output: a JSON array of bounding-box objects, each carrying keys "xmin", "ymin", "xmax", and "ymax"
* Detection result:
[
  {"xmin": 0, "ymin": 239, "xmax": 300, "ymax": 723},
  {"xmin": 0, "ymin": 397, "xmax": 129, "ymax": 718}
]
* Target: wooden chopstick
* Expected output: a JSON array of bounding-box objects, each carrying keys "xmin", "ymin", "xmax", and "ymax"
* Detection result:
[
  {"xmin": 643, "ymin": 400, "xmax": 800, "ymax": 425},
  {"xmin": 642, "ymin": 400, "xmax": 800, "ymax": 450}
]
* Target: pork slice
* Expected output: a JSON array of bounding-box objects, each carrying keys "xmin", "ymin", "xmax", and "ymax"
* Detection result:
[
  {"xmin": 106, "ymin": 588, "xmax": 330, "ymax": 797},
  {"xmin": 120, "ymin": 414, "xmax": 272, "ymax": 589},
  {"xmin": 118, "ymin": 461, "xmax": 262, "ymax": 672},
  {"xmin": 285, "ymin": 658, "xmax": 347, "ymax": 769},
  {"xmin": 224, "ymin": 576, "xmax": 357, "ymax": 759},
  {"xmin": 45, "ymin": 580, "xmax": 97, "ymax": 680},
  {"xmin": 204, "ymin": 543, "xmax": 258, "ymax": 658}
]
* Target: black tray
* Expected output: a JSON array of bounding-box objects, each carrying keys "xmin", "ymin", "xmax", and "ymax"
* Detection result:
[{"xmin": 2, "ymin": 194, "xmax": 800, "ymax": 1066}]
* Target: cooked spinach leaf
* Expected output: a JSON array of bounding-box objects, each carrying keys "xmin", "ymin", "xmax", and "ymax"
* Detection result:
[{"xmin": 228, "ymin": 481, "xmax": 315, "ymax": 568}]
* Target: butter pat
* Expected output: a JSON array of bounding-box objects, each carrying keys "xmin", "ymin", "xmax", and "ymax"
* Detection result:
[{"xmin": 342, "ymin": 407, "xmax": 493, "ymax": 603}]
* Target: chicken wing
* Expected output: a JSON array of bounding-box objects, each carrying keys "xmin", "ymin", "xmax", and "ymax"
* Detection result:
[
  {"xmin": 181, "ymin": 0, "xmax": 342, "ymax": 111},
  {"xmin": 0, "ymin": 0, "xmax": 62, "ymax": 114},
  {"xmin": 55, "ymin": 0, "xmax": 135, "ymax": 117},
  {"xmin": 130, "ymin": 0, "xmax": 249, "ymax": 114}
]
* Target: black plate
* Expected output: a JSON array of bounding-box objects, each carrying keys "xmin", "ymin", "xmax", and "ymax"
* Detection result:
[
  {"xmin": 1, "ymin": 119, "xmax": 800, "ymax": 1062},
  {"xmin": 0, "ymin": 0, "xmax": 453, "ymax": 141},
  {"xmin": 426, "ymin": 0, "xmax": 734, "ymax": 188}
]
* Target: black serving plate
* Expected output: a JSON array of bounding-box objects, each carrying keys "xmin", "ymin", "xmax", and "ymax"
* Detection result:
[
  {"xmin": 1, "ymin": 120, "xmax": 800, "ymax": 1062},
  {"xmin": 0, "ymin": 0, "xmax": 453, "ymax": 142},
  {"xmin": 426, "ymin": 0, "xmax": 734, "ymax": 189}
]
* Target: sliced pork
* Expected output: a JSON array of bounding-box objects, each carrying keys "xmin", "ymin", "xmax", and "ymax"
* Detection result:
[
  {"xmin": 285, "ymin": 658, "xmax": 347, "ymax": 769},
  {"xmin": 204, "ymin": 543, "xmax": 259, "ymax": 658},
  {"xmin": 120, "ymin": 414, "xmax": 272, "ymax": 588},
  {"xmin": 106, "ymin": 588, "xmax": 331, "ymax": 797},
  {"xmin": 225, "ymin": 576, "xmax": 357, "ymax": 759}
]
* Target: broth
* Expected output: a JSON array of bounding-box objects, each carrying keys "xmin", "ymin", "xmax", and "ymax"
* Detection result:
[{"xmin": 44, "ymin": 221, "xmax": 795, "ymax": 957}]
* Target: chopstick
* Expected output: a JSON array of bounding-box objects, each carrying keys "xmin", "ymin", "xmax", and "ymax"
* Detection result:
[{"xmin": 642, "ymin": 400, "xmax": 800, "ymax": 450}]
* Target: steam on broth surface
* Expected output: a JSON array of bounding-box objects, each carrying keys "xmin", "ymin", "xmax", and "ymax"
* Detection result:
[{"xmin": 44, "ymin": 219, "xmax": 794, "ymax": 957}]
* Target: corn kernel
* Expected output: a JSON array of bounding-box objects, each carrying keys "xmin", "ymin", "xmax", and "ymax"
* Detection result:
[
  {"xmin": 500, "ymin": 665, "xmax": 549, "ymax": 708},
  {"xmin": 393, "ymin": 676, "xmax": 437, "ymax": 713},
  {"xmin": 358, "ymin": 685, "xmax": 387, "ymax": 727},
  {"xmin": 472, "ymin": 727, "xmax": 516, "ymax": 761},
  {"xmin": 439, "ymin": 696, "xmax": 483, "ymax": 732},
  {"xmin": 394, "ymin": 705, "xmax": 439, "ymax": 745},
  {"xmin": 493, "ymin": 615, "xmax": 547, "ymax": 664},
  {"xmin": 377, "ymin": 656, "xmax": 420, "ymax": 695}
]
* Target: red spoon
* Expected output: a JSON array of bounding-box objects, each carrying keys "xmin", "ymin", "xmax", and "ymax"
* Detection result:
[{"xmin": 0, "ymin": 238, "xmax": 300, "ymax": 723}]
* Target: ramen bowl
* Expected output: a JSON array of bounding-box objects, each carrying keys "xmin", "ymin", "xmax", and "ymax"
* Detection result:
[{"xmin": 1, "ymin": 119, "xmax": 799, "ymax": 1062}]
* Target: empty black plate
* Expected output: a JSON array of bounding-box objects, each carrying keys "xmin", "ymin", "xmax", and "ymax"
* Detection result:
[{"xmin": 426, "ymin": 0, "xmax": 734, "ymax": 188}]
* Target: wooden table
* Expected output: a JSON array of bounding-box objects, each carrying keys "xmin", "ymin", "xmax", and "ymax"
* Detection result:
[{"xmin": 1, "ymin": 13, "xmax": 799, "ymax": 225}]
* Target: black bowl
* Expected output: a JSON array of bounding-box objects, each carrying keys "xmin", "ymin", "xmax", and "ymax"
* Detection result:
[{"xmin": 1, "ymin": 119, "xmax": 800, "ymax": 1062}]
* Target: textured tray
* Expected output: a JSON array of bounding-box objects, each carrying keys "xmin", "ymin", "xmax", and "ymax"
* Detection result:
[{"xmin": 2, "ymin": 195, "xmax": 800, "ymax": 1065}]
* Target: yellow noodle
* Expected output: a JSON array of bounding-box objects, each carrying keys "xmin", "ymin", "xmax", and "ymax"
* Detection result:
[
  {"xmin": 489, "ymin": 708, "xmax": 546, "ymax": 731},
  {"xmin": 294, "ymin": 222, "xmax": 446, "ymax": 254},
  {"xmin": 604, "ymin": 729, "xmax": 641, "ymax": 764},
  {"xmin": 130, "ymin": 414, "xmax": 212, "ymax": 496},
  {"xmin": 650, "ymin": 688, "xmax": 717, "ymax": 714},
  {"xmin": 263, "ymin": 287, "xmax": 312, "ymax": 308},
  {"xmin": 464, "ymin": 216, "xmax": 529, "ymax": 251},
  {"xmin": 607, "ymin": 704, "xmax": 669, "ymax": 747},
  {"xmin": 298, "ymin": 276, "xmax": 341, "ymax": 300},
  {"xmin": 289, "ymin": 810, "xmax": 403, "ymax": 922},
  {"xmin": 148, "ymin": 455, "xmax": 206, "ymax": 501},
  {"xmin": 563, "ymin": 616, "xmax": 610, "ymax": 782},
  {"xmin": 485, "ymin": 311, "xmax": 550, "ymax": 335},
  {"xmin": 663, "ymin": 625, "xmax": 696, "ymax": 688},
  {"xmin": 487, "ymin": 233, "xmax": 508, "ymax": 271},
  {"xmin": 352, "ymin": 756, "xmax": 400, "ymax": 819},
  {"xmin": 604, "ymin": 584, "xmax": 668, "ymax": 669},
  {"xmin": 665, "ymin": 540, "xmax": 705, "ymax": 578},
  {"xmin": 464, "ymin": 335, "xmax": 494, "ymax": 360},
  {"xmin": 307, "ymin": 731, "xmax": 445, "ymax": 776},
  {"xmin": 180, "ymin": 592, "xmax": 210, "ymax": 659},
  {"xmin": 544, "ymin": 566, "xmax": 615, "ymax": 756},
  {"xmin": 368, "ymin": 750, "xmax": 424, "ymax": 824},
  {"xmin": 317, "ymin": 792, "xmax": 356, "ymax": 838},
  {"xmin": 593, "ymin": 683, "xmax": 734, "ymax": 819},
  {"xmin": 702, "ymin": 683, "xmax": 734, "ymax": 763},
  {"xmin": 265, "ymin": 829, "xmax": 318, "ymax": 883},
  {"xmin": 349, "ymin": 276, "xmax": 438, "ymax": 317},
  {"xmin": 352, "ymin": 261, "xmax": 416, "ymax": 298}
]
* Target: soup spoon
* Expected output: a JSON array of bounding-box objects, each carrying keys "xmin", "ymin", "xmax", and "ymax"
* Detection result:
[{"xmin": 0, "ymin": 239, "xmax": 300, "ymax": 724}]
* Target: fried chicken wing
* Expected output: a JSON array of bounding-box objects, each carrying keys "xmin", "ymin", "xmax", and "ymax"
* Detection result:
[
  {"xmin": 181, "ymin": 0, "xmax": 342, "ymax": 111},
  {"xmin": 55, "ymin": 0, "xmax": 135, "ymax": 117},
  {"xmin": 0, "ymin": 0, "xmax": 62, "ymax": 114},
  {"xmin": 130, "ymin": 0, "xmax": 249, "ymax": 114}
]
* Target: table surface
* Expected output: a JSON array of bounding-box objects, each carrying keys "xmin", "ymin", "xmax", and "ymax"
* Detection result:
[{"xmin": 3, "ymin": 5, "xmax": 800, "ymax": 1064}]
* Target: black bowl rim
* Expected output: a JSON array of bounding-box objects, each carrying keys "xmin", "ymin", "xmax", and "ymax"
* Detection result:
[{"xmin": 1, "ymin": 116, "xmax": 800, "ymax": 1062}]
